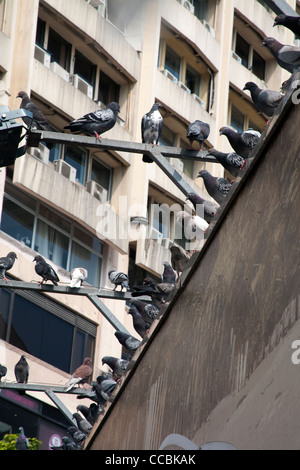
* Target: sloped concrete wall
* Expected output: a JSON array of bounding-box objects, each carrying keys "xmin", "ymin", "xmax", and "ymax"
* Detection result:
[{"xmin": 85, "ymin": 91, "xmax": 300, "ymax": 450}]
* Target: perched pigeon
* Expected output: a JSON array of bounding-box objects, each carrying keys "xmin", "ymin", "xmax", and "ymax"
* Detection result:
[
  {"xmin": 0, "ymin": 364, "xmax": 7, "ymax": 381},
  {"xmin": 51, "ymin": 436, "xmax": 81, "ymax": 451},
  {"xmin": 141, "ymin": 103, "xmax": 163, "ymax": 162},
  {"xmin": 185, "ymin": 192, "xmax": 219, "ymax": 224},
  {"xmin": 176, "ymin": 210, "xmax": 209, "ymax": 236},
  {"xmin": 108, "ymin": 270, "xmax": 130, "ymax": 292},
  {"xmin": 208, "ymin": 149, "xmax": 246, "ymax": 178},
  {"xmin": 64, "ymin": 102, "xmax": 120, "ymax": 142},
  {"xmin": 186, "ymin": 120, "xmax": 210, "ymax": 150},
  {"xmin": 243, "ymin": 82, "xmax": 283, "ymax": 117},
  {"xmin": 219, "ymin": 127, "xmax": 261, "ymax": 159},
  {"xmin": 17, "ymin": 91, "xmax": 52, "ymax": 131},
  {"xmin": 92, "ymin": 375, "xmax": 118, "ymax": 405},
  {"xmin": 14, "ymin": 355, "xmax": 29, "ymax": 383},
  {"xmin": 0, "ymin": 252, "xmax": 18, "ymax": 281},
  {"xmin": 197, "ymin": 169, "xmax": 232, "ymax": 205},
  {"xmin": 69, "ymin": 267, "xmax": 88, "ymax": 288},
  {"xmin": 102, "ymin": 356, "xmax": 129, "ymax": 381},
  {"xmin": 129, "ymin": 299, "xmax": 160, "ymax": 324},
  {"xmin": 131, "ymin": 278, "xmax": 175, "ymax": 306},
  {"xmin": 33, "ymin": 255, "xmax": 59, "ymax": 286},
  {"xmin": 169, "ymin": 244, "xmax": 191, "ymax": 276},
  {"xmin": 65, "ymin": 357, "xmax": 93, "ymax": 392},
  {"xmin": 67, "ymin": 426, "xmax": 87, "ymax": 446},
  {"xmin": 72, "ymin": 412, "xmax": 93, "ymax": 435},
  {"xmin": 128, "ymin": 305, "xmax": 150, "ymax": 338},
  {"xmin": 261, "ymin": 37, "xmax": 300, "ymax": 74},
  {"xmin": 76, "ymin": 403, "xmax": 102, "ymax": 426},
  {"xmin": 273, "ymin": 14, "xmax": 300, "ymax": 37},
  {"xmin": 161, "ymin": 261, "xmax": 177, "ymax": 284},
  {"xmin": 115, "ymin": 331, "xmax": 141, "ymax": 357},
  {"xmin": 16, "ymin": 427, "xmax": 29, "ymax": 450}
]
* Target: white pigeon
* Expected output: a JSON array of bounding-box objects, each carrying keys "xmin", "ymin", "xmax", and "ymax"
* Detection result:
[
  {"xmin": 176, "ymin": 210, "xmax": 209, "ymax": 235},
  {"xmin": 69, "ymin": 268, "xmax": 88, "ymax": 288}
]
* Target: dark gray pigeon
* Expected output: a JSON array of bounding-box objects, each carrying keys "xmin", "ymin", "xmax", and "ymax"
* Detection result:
[
  {"xmin": 51, "ymin": 436, "xmax": 81, "ymax": 450},
  {"xmin": 161, "ymin": 261, "xmax": 176, "ymax": 284},
  {"xmin": 16, "ymin": 427, "xmax": 29, "ymax": 450},
  {"xmin": 128, "ymin": 305, "xmax": 149, "ymax": 338},
  {"xmin": 115, "ymin": 331, "xmax": 141, "ymax": 357},
  {"xmin": 273, "ymin": 14, "xmax": 300, "ymax": 37},
  {"xmin": 17, "ymin": 91, "xmax": 52, "ymax": 131},
  {"xmin": 219, "ymin": 126, "xmax": 261, "ymax": 159},
  {"xmin": 141, "ymin": 103, "xmax": 163, "ymax": 162},
  {"xmin": 64, "ymin": 102, "xmax": 120, "ymax": 141},
  {"xmin": 33, "ymin": 255, "xmax": 59, "ymax": 285},
  {"xmin": 0, "ymin": 251, "xmax": 18, "ymax": 281},
  {"xmin": 197, "ymin": 169, "xmax": 232, "ymax": 205},
  {"xmin": 67, "ymin": 426, "xmax": 87, "ymax": 446},
  {"xmin": 72, "ymin": 412, "xmax": 93, "ymax": 435},
  {"xmin": 92, "ymin": 375, "xmax": 118, "ymax": 404},
  {"xmin": 186, "ymin": 120, "xmax": 210, "ymax": 150},
  {"xmin": 65, "ymin": 357, "xmax": 93, "ymax": 392},
  {"xmin": 102, "ymin": 356, "xmax": 129, "ymax": 380},
  {"xmin": 0, "ymin": 364, "xmax": 7, "ymax": 381},
  {"xmin": 131, "ymin": 278, "xmax": 175, "ymax": 306},
  {"xmin": 76, "ymin": 403, "xmax": 102, "ymax": 425},
  {"xmin": 243, "ymin": 82, "xmax": 283, "ymax": 117},
  {"xmin": 129, "ymin": 299, "xmax": 160, "ymax": 324},
  {"xmin": 14, "ymin": 355, "xmax": 29, "ymax": 383},
  {"xmin": 108, "ymin": 270, "xmax": 130, "ymax": 291},
  {"xmin": 169, "ymin": 244, "xmax": 191, "ymax": 277},
  {"xmin": 208, "ymin": 149, "xmax": 246, "ymax": 178},
  {"xmin": 185, "ymin": 192, "xmax": 219, "ymax": 224},
  {"xmin": 262, "ymin": 37, "xmax": 300, "ymax": 74}
]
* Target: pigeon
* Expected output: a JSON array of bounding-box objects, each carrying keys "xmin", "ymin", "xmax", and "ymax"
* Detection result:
[
  {"xmin": 219, "ymin": 127, "xmax": 261, "ymax": 159},
  {"xmin": 243, "ymin": 82, "xmax": 283, "ymax": 117},
  {"xmin": 72, "ymin": 412, "xmax": 93, "ymax": 435},
  {"xmin": 129, "ymin": 299, "xmax": 160, "ymax": 324},
  {"xmin": 131, "ymin": 278, "xmax": 175, "ymax": 306},
  {"xmin": 208, "ymin": 149, "xmax": 246, "ymax": 178},
  {"xmin": 16, "ymin": 427, "xmax": 29, "ymax": 450},
  {"xmin": 64, "ymin": 357, "xmax": 93, "ymax": 392},
  {"xmin": 108, "ymin": 270, "xmax": 130, "ymax": 291},
  {"xmin": 51, "ymin": 436, "xmax": 81, "ymax": 451},
  {"xmin": 0, "ymin": 364, "xmax": 7, "ymax": 381},
  {"xmin": 128, "ymin": 305, "xmax": 150, "ymax": 338},
  {"xmin": 102, "ymin": 356, "xmax": 129, "ymax": 380},
  {"xmin": 114, "ymin": 331, "xmax": 141, "ymax": 357},
  {"xmin": 161, "ymin": 261, "xmax": 177, "ymax": 284},
  {"xmin": 76, "ymin": 403, "xmax": 102, "ymax": 425},
  {"xmin": 69, "ymin": 267, "xmax": 88, "ymax": 288},
  {"xmin": 186, "ymin": 120, "xmax": 210, "ymax": 150},
  {"xmin": 197, "ymin": 169, "xmax": 232, "ymax": 205},
  {"xmin": 14, "ymin": 355, "xmax": 29, "ymax": 383},
  {"xmin": 176, "ymin": 210, "xmax": 209, "ymax": 236},
  {"xmin": 169, "ymin": 244, "xmax": 191, "ymax": 276},
  {"xmin": 273, "ymin": 14, "xmax": 300, "ymax": 37},
  {"xmin": 91, "ymin": 375, "xmax": 118, "ymax": 405},
  {"xmin": 0, "ymin": 252, "xmax": 18, "ymax": 281},
  {"xmin": 67, "ymin": 426, "xmax": 87, "ymax": 446},
  {"xmin": 33, "ymin": 255, "xmax": 59, "ymax": 285},
  {"xmin": 141, "ymin": 103, "xmax": 163, "ymax": 162},
  {"xmin": 17, "ymin": 91, "xmax": 52, "ymax": 131},
  {"xmin": 185, "ymin": 192, "xmax": 219, "ymax": 224},
  {"xmin": 261, "ymin": 37, "xmax": 300, "ymax": 74},
  {"xmin": 64, "ymin": 102, "xmax": 120, "ymax": 142}
]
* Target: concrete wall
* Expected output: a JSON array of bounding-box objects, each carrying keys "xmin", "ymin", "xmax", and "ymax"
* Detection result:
[{"xmin": 85, "ymin": 87, "xmax": 300, "ymax": 450}]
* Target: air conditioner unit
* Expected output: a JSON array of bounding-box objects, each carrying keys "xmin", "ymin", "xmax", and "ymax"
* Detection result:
[
  {"xmin": 161, "ymin": 238, "xmax": 173, "ymax": 250},
  {"xmin": 191, "ymin": 93, "xmax": 205, "ymax": 108},
  {"xmin": 30, "ymin": 143, "xmax": 50, "ymax": 164},
  {"xmin": 148, "ymin": 226, "xmax": 163, "ymax": 244},
  {"xmin": 200, "ymin": 20, "xmax": 215, "ymax": 38},
  {"xmin": 34, "ymin": 44, "xmax": 51, "ymax": 68},
  {"xmin": 86, "ymin": 180, "xmax": 108, "ymax": 203},
  {"xmin": 232, "ymin": 51, "xmax": 242, "ymax": 64},
  {"xmin": 178, "ymin": 81, "xmax": 191, "ymax": 94},
  {"xmin": 86, "ymin": 0, "xmax": 106, "ymax": 16},
  {"xmin": 179, "ymin": 0, "xmax": 195, "ymax": 14},
  {"xmin": 163, "ymin": 69, "xmax": 178, "ymax": 84},
  {"xmin": 53, "ymin": 159, "xmax": 76, "ymax": 183},
  {"xmin": 70, "ymin": 74, "xmax": 94, "ymax": 99},
  {"xmin": 50, "ymin": 61, "xmax": 70, "ymax": 82}
]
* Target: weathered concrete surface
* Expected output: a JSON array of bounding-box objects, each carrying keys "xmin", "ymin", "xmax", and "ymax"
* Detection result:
[{"xmin": 85, "ymin": 90, "xmax": 300, "ymax": 450}]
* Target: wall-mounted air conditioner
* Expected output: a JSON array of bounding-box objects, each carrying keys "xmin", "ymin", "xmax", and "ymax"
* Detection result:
[
  {"xmin": 200, "ymin": 20, "xmax": 215, "ymax": 38},
  {"xmin": 86, "ymin": 0, "xmax": 106, "ymax": 16},
  {"xmin": 178, "ymin": 81, "xmax": 191, "ymax": 94},
  {"xmin": 191, "ymin": 93, "xmax": 205, "ymax": 108},
  {"xmin": 53, "ymin": 159, "xmax": 76, "ymax": 183},
  {"xmin": 50, "ymin": 61, "xmax": 70, "ymax": 82},
  {"xmin": 161, "ymin": 238, "xmax": 173, "ymax": 250},
  {"xmin": 179, "ymin": 0, "xmax": 195, "ymax": 14},
  {"xmin": 163, "ymin": 69, "xmax": 178, "ymax": 84},
  {"xmin": 34, "ymin": 44, "xmax": 51, "ymax": 68},
  {"xmin": 149, "ymin": 226, "xmax": 163, "ymax": 244},
  {"xmin": 30, "ymin": 143, "xmax": 50, "ymax": 164},
  {"xmin": 70, "ymin": 74, "xmax": 94, "ymax": 99},
  {"xmin": 86, "ymin": 180, "xmax": 108, "ymax": 203},
  {"xmin": 232, "ymin": 51, "xmax": 242, "ymax": 64}
]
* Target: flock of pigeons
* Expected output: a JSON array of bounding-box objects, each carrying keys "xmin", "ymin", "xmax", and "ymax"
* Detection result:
[{"xmin": 1, "ymin": 12, "xmax": 299, "ymax": 450}]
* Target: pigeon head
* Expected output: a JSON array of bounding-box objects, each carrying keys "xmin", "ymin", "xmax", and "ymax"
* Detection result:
[
  {"xmin": 197, "ymin": 169, "xmax": 209, "ymax": 179},
  {"xmin": 219, "ymin": 126, "xmax": 234, "ymax": 136},
  {"xmin": 107, "ymin": 102, "xmax": 120, "ymax": 115},
  {"xmin": 83, "ymin": 357, "xmax": 92, "ymax": 366},
  {"xmin": 33, "ymin": 255, "xmax": 44, "ymax": 263},
  {"xmin": 243, "ymin": 82, "xmax": 258, "ymax": 92},
  {"xmin": 273, "ymin": 14, "xmax": 286, "ymax": 27},
  {"xmin": 261, "ymin": 37, "xmax": 283, "ymax": 52},
  {"xmin": 7, "ymin": 252, "xmax": 18, "ymax": 260},
  {"xmin": 16, "ymin": 91, "xmax": 29, "ymax": 100}
]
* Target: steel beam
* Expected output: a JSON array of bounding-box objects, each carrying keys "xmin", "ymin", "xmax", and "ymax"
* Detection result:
[
  {"xmin": 263, "ymin": 0, "xmax": 297, "ymax": 16},
  {"xmin": 87, "ymin": 293, "xmax": 130, "ymax": 334}
]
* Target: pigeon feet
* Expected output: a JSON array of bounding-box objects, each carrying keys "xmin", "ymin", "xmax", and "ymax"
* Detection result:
[{"xmin": 94, "ymin": 132, "xmax": 101, "ymax": 142}]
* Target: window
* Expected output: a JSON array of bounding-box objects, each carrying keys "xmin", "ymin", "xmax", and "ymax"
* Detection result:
[
  {"xmin": 47, "ymin": 28, "xmax": 71, "ymax": 71},
  {"xmin": 0, "ymin": 288, "xmax": 96, "ymax": 374},
  {"xmin": 185, "ymin": 64, "xmax": 201, "ymax": 96},
  {"xmin": 230, "ymin": 105, "xmax": 245, "ymax": 132},
  {"xmin": 235, "ymin": 33, "xmax": 249, "ymax": 68},
  {"xmin": 0, "ymin": 185, "xmax": 104, "ymax": 287},
  {"xmin": 64, "ymin": 144, "xmax": 87, "ymax": 185},
  {"xmin": 252, "ymin": 50, "xmax": 265, "ymax": 81},
  {"xmin": 74, "ymin": 51, "xmax": 96, "ymax": 87},
  {"xmin": 165, "ymin": 46, "xmax": 181, "ymax": 81},
  {"xmin": 98, "ymin": 71, "xmax": 120, "ymax": 105},
  {"xmin": 91, "ymin": 158, "xmax": 113, "ymax": 200},
  {"xmin": 233, "ymin": 22, "xmax": 266, "ymax": 81}
]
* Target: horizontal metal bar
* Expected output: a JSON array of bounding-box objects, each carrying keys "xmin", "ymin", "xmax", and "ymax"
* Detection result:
[
  {"xmin": 28, "ymin": 130, "xmax": 217, "ymax": 163},
  {"xmin": 0, "ymin": 381, "xmax": 91, "ymax": 395},
  {"xmin": 263, "ymin": 0, "xmax": 297, "ymax": 16}
]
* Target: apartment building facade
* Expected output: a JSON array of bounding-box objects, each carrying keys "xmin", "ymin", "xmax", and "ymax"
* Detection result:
[{"xmin": 0, "ymin": 0, "xmax": 296, "ymax": 449}]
